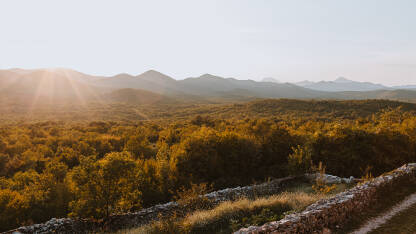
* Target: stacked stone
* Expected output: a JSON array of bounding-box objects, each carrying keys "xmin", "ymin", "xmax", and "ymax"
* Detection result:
[
  {"xmin": 5, "ymin": 218, "xmax": 96, "ymax": 234},
  {"xmin": 203, "ymin": 176, "xmax": 288, "ymax": 202},
  {"xmin": 5, "ymin": 176, "xmax": 294, "ymax": 233},
  {"xmin": 235, "ymin": 163, "xmax": 416, "ymax": 234},
  {"xmin": 305, "ymin": 173, "xmax": 355, "ymax": 184},
  {"xmin": 8, "ymin": 165, "xmax": 415, "ymax": 234}
]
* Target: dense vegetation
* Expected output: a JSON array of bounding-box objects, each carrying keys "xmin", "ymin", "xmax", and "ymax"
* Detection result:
[
  {"xmin": 136, "ymin": 191, "xmax": 327, "ymax": 234},
  {"xmin": 132, "ymin": 181, "xmax": 348, "ymax": 234},
  {"xmin": 0, "ymin": 99, "xmax": 416, "ymax": 231},
  {"xmin": 2, "ymin": 98, "xmax": 416, "ymax": 123}
]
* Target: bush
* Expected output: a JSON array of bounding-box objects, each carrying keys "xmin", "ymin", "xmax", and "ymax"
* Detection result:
[
  {"xmin": 288, "ymin": 145, "xmax": 312, "ymax": 175},
  {"xmin": 175, "ymin": 183, "xmax": 213, "ymax": 213}
]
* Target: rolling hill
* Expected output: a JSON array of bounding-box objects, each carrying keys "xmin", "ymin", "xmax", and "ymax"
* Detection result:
[
  {"xmin": 261, "ymin": 77, "xmax": 280, "ymax": 83},
  {"xmin": 1, "ymin": 68, "xmax": 416, "ymax": 105},
  {"xmin": 95, "ymin": 70, "xmax": 182, "ymax": 95},
  {"xmin": 324, "ymin": 89, "xmax": 416, "ymax": 102},
  {"xmin": 106, "ymin": 88, "xmax": 175, "ymax": 105},
  {"xmin": 176, "ymin": 74, "xmax": 324, "ymax": 98},
  {"xmin": 296, "ymin": 77, "xmax": 388, "ymax": 92},
  {"xmin": 0, "ymin": 69, "xmax": 103, "ymax": 101}
]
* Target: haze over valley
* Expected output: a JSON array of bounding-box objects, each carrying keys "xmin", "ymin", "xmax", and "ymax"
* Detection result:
[{"xmin": 2, "ymin": 68, "xmax": 416, "ymax": 106}]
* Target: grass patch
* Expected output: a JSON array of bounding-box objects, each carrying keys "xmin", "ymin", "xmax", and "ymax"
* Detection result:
[
  {"xmin": 121, "ymin": 181, "xmax": 349, "ymax": 234},
  {"xmin": 182, "ymin": 192, "xmax": 326, "ymax": 233}
]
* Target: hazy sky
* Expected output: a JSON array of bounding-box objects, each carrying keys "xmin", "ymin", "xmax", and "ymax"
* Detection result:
[{"xmin": 1, "ymin": 0, "xmax": 415, "ymax": 85}]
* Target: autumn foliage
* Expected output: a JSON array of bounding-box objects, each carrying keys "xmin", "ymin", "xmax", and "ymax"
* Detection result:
[{"xmin": 0, "ymin": 101, "xmax": 415, "ymax": 231}]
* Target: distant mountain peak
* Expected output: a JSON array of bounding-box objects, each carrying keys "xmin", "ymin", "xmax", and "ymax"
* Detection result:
[
  {"xmin": 198, "ymin": 74, "xmax": 223, "ymax": 80},
  {"xmin": 334, "ymin": 77, "xmax": 352, "ymax": 83},
  {"xmin": 136, "ymin": 70, "xmax": 176, "ymax": 86},
  {"xmin": 137, "ymin": 70, "xmax": 175, "ymax": 82},
  {"xmin": 200, "ymin": 73, "xmax": 215, "ymax": 77},
  {"xmin": 113, "ymin": 73, "xmax": 134, "ymax": 78},
  {"xmin": 295, "ymin": 77, "xmax": 388, "ymax": 92},
  {"xmin": 262, "ymin": 77, "xmax": 280, "ymax": 83},
  {"xmin": 295, "ymin": 80, "xmax": 315, "ymax": 86},
  {"xmin": 142, "ymin": 69, "xmax": 164, "ymax": 76}
]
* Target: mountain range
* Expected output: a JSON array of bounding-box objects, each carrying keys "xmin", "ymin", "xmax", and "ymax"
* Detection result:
[
  {"xmin": 296, "ymin": 77, "xmax": 416, "ymax": 92},
  {"xmin": 295, "ymin": 77, "xmax": 387, "ymax": 92},
  {"xmin": 1, "ymin": 68, "xmax": 416, "ymax": 104}
]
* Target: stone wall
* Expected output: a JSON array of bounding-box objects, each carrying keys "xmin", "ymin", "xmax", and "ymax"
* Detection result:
[
  {"xmin": 8, "ymin": 165, "xmax": 411, "ymax": 234},
  {"xmin": 235, "ymin": 163, "xmax": 416, "ymax": 234},
  {"xmin": 6, "ymin": 176, "xmax": 296, "ymax": 233}
]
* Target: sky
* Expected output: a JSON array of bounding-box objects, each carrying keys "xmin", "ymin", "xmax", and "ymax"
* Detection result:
[{"xmin": 1, "ymin": 0, "xmax": 415, "ymax": 86}]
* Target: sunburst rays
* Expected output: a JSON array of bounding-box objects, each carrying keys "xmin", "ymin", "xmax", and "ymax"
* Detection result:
[{"xmin": 0, "ymin": 68, "xmax": 109, "ymax": 117}]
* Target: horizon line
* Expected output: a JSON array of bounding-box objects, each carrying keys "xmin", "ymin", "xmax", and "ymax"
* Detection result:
[{"xmin": 1, "ymin": 66, "xmax": 415, "ymax": 87}]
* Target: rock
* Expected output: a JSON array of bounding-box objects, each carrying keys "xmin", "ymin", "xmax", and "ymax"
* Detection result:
[
  {"xmin": 8, "ymin": 164, "xmax": 416, "ymax": 234},
  {"xmin": 235, "ymin": 164, "xmax": 416, "ymax": 234},
  {"xmin": 322, "ymin": 227, "xmax": 332, "ymax": 234},
  {"xmin": 305, "ymin": 173, "xmax": 355, "ymax": 184},
  {"xmin": 4, "ymin": 176, "xmax": 296, "ymax": 233}
]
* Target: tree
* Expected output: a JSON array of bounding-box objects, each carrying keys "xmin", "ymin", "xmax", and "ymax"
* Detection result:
[
  {"xmin": 287, "ymin": 145, "xmax": 312, "ymax": 175},
  {"xmin": 0, "ymin": 154, "xmax": 9, "ymax": 176},
  {"xmin": 124, "ymin": 135, "xmax": 153, "ymax": 159},
  {"xmin": 69, "ymin": 152, "xmax": 141, "ymax": 218},
  {"xmin": 23, "ymin": 161, "xmax": 72, "ymax": 223},
  {"xmin": 0, "ymin": 189, "xmax": 26, "ymax": 231}
]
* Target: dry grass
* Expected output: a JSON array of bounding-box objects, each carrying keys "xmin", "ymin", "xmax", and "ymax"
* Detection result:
[
  {"xmin": 122, "ymin": 191, "xmax": 327, "ymax": 234},
  {"xmin": 117, "ymin": 180, "xmax": 351, "ymax": 234},
  {"xmin": 184, "ymin": 192, "xmax": 325, "ymax": 228}
]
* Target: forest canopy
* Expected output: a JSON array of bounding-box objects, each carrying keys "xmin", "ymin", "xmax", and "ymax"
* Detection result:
[{"xmin": 0, "ymin": 99, "xmax": 416, "ymax": 231}]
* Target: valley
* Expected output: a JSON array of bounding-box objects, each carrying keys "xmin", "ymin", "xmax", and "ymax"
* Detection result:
[{"xmin": 1, "ymin": 69, "xmax": 416, "ymax": 233}]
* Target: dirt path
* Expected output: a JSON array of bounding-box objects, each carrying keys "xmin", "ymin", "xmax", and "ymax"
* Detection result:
[{"xmin": 350, "ymin": 192, "xmax": 416, "ymax": 234}]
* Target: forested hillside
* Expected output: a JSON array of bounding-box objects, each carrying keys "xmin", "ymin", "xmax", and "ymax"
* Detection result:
[
  {"xmin": 2, "ymin": 68, "xmax": 416, "ymax": 104},
  {"xmin": 1, "ymin": 99, "xmax": 416, "ymax": 231},
  {"xmin": 2, "ymin": 98, "xmax": 416, "ymax": 123}
]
